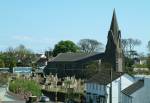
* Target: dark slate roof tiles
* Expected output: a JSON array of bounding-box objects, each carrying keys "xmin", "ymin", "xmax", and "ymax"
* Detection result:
[
  {"xmin": 86, "ymin": 70, "xmax": 123, "ymax": 85},
  {"xmin": 50, "ymin": 52, "xmax": 104, "ymax": 62},
  {"xmin": 122, "ymin": 79, "xmax": 144, "ymax": 96}
]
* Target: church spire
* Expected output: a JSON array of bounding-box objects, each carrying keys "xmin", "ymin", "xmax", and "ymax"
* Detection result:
[{"xmin": 110, "ymin": 9, "xmax": 119, "ymax": 37}]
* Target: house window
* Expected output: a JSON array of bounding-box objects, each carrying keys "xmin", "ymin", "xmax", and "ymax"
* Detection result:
[
  {"xmin": 86, "ymin": 93, "xmax": 91, "ymax": 102},
  {"xmin": 93, "ymin": 84, "xmax": 94, "ymax": 89},
  {"xmin": 96, "ymin": 84, "xmax": 98, "ymax": 90},
  {"xmin": 99, "ymin": 85, "xmax": 101, "ymax": 91},
  {"xmin": 101, "ymin": 85, "xmax": 103, "ymax": 91},
  {"xmin": 97, "ymin": 96, "xmax": 105, "ymax": 103}
]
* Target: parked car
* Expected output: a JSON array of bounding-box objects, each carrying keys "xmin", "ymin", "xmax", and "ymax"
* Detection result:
[
  {"xmin": 26, "ymin": 96, "xmax": 37, "ymax": 103},
  {"xmin": 39, "ymin": 96, "xmax": 50, "ymax": 102}
]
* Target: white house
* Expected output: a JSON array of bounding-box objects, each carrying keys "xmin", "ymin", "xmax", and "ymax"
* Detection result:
[
  {"xmin": 121, "ymin": 75, "xmax": 150, "ymax": 103},
  {"xmin": 85, "ymin": 71, "xmax": 135, "ymax": 103}
]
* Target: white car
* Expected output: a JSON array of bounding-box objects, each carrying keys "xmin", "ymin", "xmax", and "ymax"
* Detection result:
[{"xmin": 39, "ymin": 96, "xmax": 50, "ymax": 102}]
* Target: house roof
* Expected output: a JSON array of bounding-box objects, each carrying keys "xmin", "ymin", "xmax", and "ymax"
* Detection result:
[
  {"xmin": 50, "ymin": 52, "xmax": 104, "ymax": 62},
  {"xmin": 122, "ymin": 79, "xmax": 144, "ymax": 96},
  {"xmin": 86, "ymin": 70, "xmax": 123, "ymax": 85}
]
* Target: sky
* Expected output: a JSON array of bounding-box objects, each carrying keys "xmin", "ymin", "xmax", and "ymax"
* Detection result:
[{"xmin": 0, "ymin": 0, "xmax": 149, "ymax": 54}]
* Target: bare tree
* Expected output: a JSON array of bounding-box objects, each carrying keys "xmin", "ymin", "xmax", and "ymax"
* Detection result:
[
  {"xmin": 78, "ymin": 39, "xmax": 103, "ymax": 53},
  {"xmin": 121, "ymin": 38, "xmax": 141, "ymax": 57},
  {"xmin": 15, "ymin": 44, "xmax": 36, "ymax": 66},
  {"xmin": 127, "ymin": 38, "xmax": 141, "ymax": 51},
  {"xmin": 148, "ymin": 41, "xmax": 150, "ymax": 52},
  {"xmin": 121, "ymin": 39, "xmax": 128, "ymax": 53}
]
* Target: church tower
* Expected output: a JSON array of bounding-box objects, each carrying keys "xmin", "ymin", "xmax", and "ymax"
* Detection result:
[{"xmin": 102, "ymin": 10, "xmax": 124, "ymax": 72}]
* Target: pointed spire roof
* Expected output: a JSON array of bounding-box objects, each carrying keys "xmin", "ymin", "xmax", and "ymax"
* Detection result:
[{"xmin": 110, "ymin": 9, "xmax": 119, "ymax": 35}]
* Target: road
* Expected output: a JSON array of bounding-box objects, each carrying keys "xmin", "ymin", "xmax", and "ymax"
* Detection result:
[{"xmin": 0, "ymin": 86, "xmax": 25, "ymax": 103}]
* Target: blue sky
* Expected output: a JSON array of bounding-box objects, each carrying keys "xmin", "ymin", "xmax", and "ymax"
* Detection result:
[{"xmin": 0, "ymin": 0, "xmax": 149, "ymax": 54}]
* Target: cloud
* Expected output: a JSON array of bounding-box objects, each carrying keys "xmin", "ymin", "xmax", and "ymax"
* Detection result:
[
  {"xmin": 12, "ymin": 35, "xmax": 32, "ymax": 41},
  {"xmin": 11, "ymin": 35, "xmax": 54, "ymax": 45}
]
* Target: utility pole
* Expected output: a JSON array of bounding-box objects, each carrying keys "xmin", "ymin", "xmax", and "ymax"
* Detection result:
[
  {"xmin": 55, "ymin": 74, "xmax": 58, "ymax": 103},
  {"xmin": 109, "ymin": 67, "xmax": 112, "ymax": 103}
]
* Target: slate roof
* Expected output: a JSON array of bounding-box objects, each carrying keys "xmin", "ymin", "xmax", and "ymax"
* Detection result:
[
  {"xmin": 122, "ymin": 79, "xmax": 144, "ymax": 96},
  {"xmin": 50, "ymin": 52, "xmax": 104, "ymax": 62},
  {"xmin": 86, "ymin": 70, "xmax": 123, "ymax": 85}
]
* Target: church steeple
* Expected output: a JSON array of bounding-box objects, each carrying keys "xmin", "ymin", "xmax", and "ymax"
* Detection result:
[
  {"xmin": 102, "ymin": 10, "xmax": 124, "ymax": 72},
  {"xmin": 110, "ymin": 9, "xmax": 119, "ymax": 31},
  {"xmin": 110, "ymin": 9, "xmax": 120, "ymax": 43}
]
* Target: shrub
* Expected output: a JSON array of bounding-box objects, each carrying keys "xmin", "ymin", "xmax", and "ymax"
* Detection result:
[
  {"xmin": 9, "ymin": 78, "xmax": 41, "ymax": 96},
  {"xmin": 0, "ymin": 73, "xmax": 9, "ymax": 86},
  {"xmin": 133, "ymin": 64, "xmax": 148, "ymax": 68}
]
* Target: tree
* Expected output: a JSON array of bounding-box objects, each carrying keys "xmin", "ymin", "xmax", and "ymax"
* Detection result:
[
  {"xmin": 127, "ymin": 38, "xmax": 141, "ymax": 52},
  {"xmin": 3, "ymin": 47, "xmax": 17, "ymax": 69},
  {"xmin": 147, "ymin": 57, "xmax": 150, "ymax": 69},
  {"xmin": 121, "ymin": 38, "xmax": 141, "ymax": 57},
  {"xmin": 15, "ymin": 44, "xmax": 36, "ymax": 67},
  {"xmin": 53, "ymin": 40, "xmax": 78, "ymax": 56},
  {"xmin": 0, "ymin": 45, "xmax": 36, "ymax": 69},
  {"xmin": 78, "ymin": 39, "xmax": 103, "ymax": 53},
  {"xmin": 121, "ymin": 39, "xmax": 128, "ymax": 54},
  {"xmin": 148, "ymin": 41, "xmax": 150, "ymax": 52},
  {"xmin": 0, "ymin": 59, "xmax": 5, "ymax": 67}
]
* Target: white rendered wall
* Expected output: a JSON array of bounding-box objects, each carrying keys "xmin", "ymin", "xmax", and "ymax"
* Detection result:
[
  {"xmin": 85, "ymin": 74, "xmax": 134, "ymax": 103},
  {"xmin": 131, "ymin": 77, "xmax": 150, "ymax": 103},
  {"xmin": 121, "ymin": 93, "xmax": 132, "ymax": 103},
  {"xmin": 107, "ymin": 74, "xmax": 134, "ymax": 103}
]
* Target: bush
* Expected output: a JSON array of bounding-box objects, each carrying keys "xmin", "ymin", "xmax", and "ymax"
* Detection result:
[
  {"xmin": 0, "ymin": 73, "xmax": 9, "ymax": 86},
  {"xmin": 133, "ymin": 64, "xmax": 148, "ymax": 68},
  {"xmin": 147, "ymin": 57, "xmax": 150, "ymax": 69},
  {"xmin": 9, "ymin": 79, "xmax": 41, "ymax": 96}
]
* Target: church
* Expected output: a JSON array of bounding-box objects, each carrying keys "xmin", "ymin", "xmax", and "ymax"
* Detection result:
[{"xmin": 44, "ymin": 10, "xmax": 124, "ymax": 78}]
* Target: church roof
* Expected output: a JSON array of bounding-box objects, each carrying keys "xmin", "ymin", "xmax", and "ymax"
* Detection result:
[
  {"xmin": 86, "ymin": 70, "xmax": 124, "ymax": 85},
  {"xmin": 49, "ymin": 52, "xmax": 104, "ymax": 62},
  {"xmin": 122, "ymin": 79, "xmax": 144, "ymax": 96}
]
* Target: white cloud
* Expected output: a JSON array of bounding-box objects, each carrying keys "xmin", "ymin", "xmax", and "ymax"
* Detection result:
[{"xmin": 12, "ymin": 35, "xmax": 32, "ymax": 41}]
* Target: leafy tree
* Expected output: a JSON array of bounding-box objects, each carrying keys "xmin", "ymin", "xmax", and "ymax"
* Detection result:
[
  {"xmin": 53, "ymin": 40, "xmax": 78, "ymax": 56},
  {"xmin": 2, "ymin": 47, "xmax": 17, "ymax": 69},
  {"xmin": 0, "ymin": 59, "xmax": 5, "ymax": 68},
  {"xmin": 124, "ymin": 57, "xmax": 134, "ymax": 74},
  {"xmin": 0, "ymin": 45, "xmax": 36, "ymax": 69},
  {"xmin": 147, "ymin": 56, "xmax": 150, "ymax": 69},
  {"xmin": 78, "ymin": 39, "xmax": 103, "ymax": 53}
]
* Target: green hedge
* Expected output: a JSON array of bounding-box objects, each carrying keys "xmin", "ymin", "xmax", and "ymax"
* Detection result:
[
  {"xmin": 133, "ymin": 64, "xmax": 148, "ymax": 68},
  {"xmin": 9, "ymin": 79, "xmax": 41, "ymax": 96}
]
